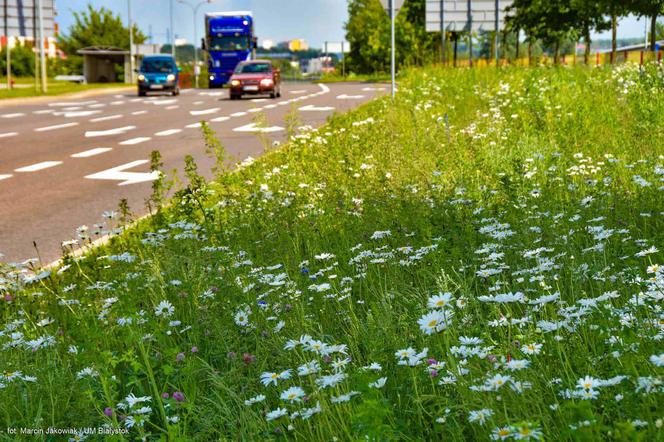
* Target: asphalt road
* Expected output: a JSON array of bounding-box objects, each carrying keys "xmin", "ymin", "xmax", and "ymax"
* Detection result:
[{"xmin": 0, "ymin": 82, "xmax": 386, "ymax": 265}]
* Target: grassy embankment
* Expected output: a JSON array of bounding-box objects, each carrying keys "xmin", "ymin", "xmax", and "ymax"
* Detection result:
[
  {"xmin": 0, "ymin": 63, "xmax": 663, "ymax": 441},
  {"xmin": 0, "ymin": 77, "xmax": 128, "ymax": 100}
]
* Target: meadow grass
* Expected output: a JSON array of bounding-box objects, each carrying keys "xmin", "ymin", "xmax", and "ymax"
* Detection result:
[
  {"xmin": 1, "ymin": 63, "xmax": 663, "ymax": 441},
  {"xmin": 0, "ymin": 78, "xmax": 128, "ymax": 100}
]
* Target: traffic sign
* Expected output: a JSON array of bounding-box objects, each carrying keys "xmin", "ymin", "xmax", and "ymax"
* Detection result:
[
  {"xmin": 1, "ymin": 0, "xmax": 56, "ymax": 38},
  {"xmin": 425, "ymin": 0, "xmax": 514, "ymax": 32},
  {"xmin": 379, "ymin": 0, "xmax": 405, "ymax": 14}
]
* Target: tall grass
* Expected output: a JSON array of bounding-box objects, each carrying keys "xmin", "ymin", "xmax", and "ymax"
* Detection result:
[{"xmin": 0, "ymin": 63, "xmax": 663, "ymax": 441}]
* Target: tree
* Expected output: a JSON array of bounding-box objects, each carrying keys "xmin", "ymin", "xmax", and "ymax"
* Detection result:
[
  {"xmin": 571, "ymin": 0, "xmax": 610, "ymax": 64},
  {"xmin": 0, "ymin": 43, "xmax": 35, "ymax": 77},
  {"xmin": 627, "ymin": 0, "xmax": 664, "ymax": 52},
  {"xmin": 58, "ymin": 5, "xmax": 146, "ymax": 73},
  {"xmin": 598, "ymin": 0, "xmax": 629, "ymax": 62}
]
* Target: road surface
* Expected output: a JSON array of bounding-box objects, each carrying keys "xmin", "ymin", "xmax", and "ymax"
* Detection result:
[{"xmin": 0, "ymin": 82, "xmax": 386, "ymax": 264}]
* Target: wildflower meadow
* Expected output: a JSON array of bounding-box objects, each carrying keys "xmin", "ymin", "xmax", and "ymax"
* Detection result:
[{"xmin": 1, "ymin": 63, "xmax": 663, "ymax": 441}]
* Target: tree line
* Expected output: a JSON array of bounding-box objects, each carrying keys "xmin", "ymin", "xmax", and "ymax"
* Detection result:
[{"xmin": 345, "ymin": 0, "xmax": 664, "ymax": 74}]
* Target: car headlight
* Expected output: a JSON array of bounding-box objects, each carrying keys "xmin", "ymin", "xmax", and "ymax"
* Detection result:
[
  {"xmin": 231, "ymin": 80, "xmax": 241, "ymax": 87},
  {"xmin": 137, "ymin": 74, "xmax": 145, "ymax": 82},
  {"xmin": 167, "ymin": 74, "xmax": 176, "ymax": 82},
  {"xmin": 209, "ymin": 75, "xmax": 215, "ymax": 81},
  {"xmin": 260, "ymin": 78, "xmax": 274, "ymax": 87}
]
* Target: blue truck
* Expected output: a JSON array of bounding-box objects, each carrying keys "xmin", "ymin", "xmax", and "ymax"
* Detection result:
[{"xmin": 204, "ymin": 11, "xmax": 256, "ymax": 88}]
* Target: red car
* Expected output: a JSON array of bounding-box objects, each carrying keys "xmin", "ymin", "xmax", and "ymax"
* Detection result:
[{"xmin": 229, "ymin": 60, "xmax": 281, "ymax": 100}]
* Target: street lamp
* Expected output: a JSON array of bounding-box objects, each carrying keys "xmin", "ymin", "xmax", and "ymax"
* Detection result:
[
  {"xmin": 177, "ymin": 0, "xmax": 218, "ymax": 89},
  {"xmin": 128, "ymin": 0, "xmax": 134, "ymax": 84}
]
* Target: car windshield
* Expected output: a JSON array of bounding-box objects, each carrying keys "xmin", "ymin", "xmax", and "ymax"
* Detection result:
[
  {"xmin": 141, "ymin": 59, "xmax": 175, "ymax": 73},
  {"xmin": 209, "ymin": 36, "xmax": 249, "ymax": 51},
  {"xmin": 235, "ymin": 63, "xmax": 271, "ymax": 74}
]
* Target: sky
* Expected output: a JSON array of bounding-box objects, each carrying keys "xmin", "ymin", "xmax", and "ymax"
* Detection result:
[{"xmin": 53, "ymin": 1, "xmax": 654, "ymax": 50}]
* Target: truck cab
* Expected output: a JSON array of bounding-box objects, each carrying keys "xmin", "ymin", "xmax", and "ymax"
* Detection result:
[{"xmin": 204, "ymin": 11, "xmax": 256, "ymax": 88}]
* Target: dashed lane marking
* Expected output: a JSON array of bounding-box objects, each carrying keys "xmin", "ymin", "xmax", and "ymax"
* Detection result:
[
  {"xmin": 0, "ymin": 174, "xmax": 12, "ymax": 181},
  {"xmin": 185, "ymin": 122, "xmax": 202, "ymax": 129},
  {"xmin": 85, "ymin": 126, "xmax": 136, "ymax": 137},
  {"xmin": 231, "ymin": 111, "xmax": 247, "ymax": 117},
  {"xmin": 210, "ymin": 116, "xmax": 230, "ymax": 123},
  {"xmin": 35, "ymin": 122, "xmax": 79, "ymax": 132},
  {"xmin": 90, "ymin": 114, "xmax": 123, "ymax": 123},
  {"xmin": 190, "ymin": 107, "xmax": 219, "ymax": 116},
  {"xmin": 49, "ymin": 100, "xmax": 97, "ymax": 107},
  {"xmin": 247, "ymin": 108, "xmax": 263, "ymax": 113},
  {"xmin": 233, "ymin": 123, "xmax": 284, "ymax": 133},
  {"xmin": 0, "ymin": 132, "xmax": 18, "ymax": 138},
  {"xmin": 15, "ymin": 161, "xmax": 63, "ymax": 172},
  {"xmin": 337, "ymin": 94, "xmax": 365, "ymax": 100},
  {"xmin": 119, "ymin": 137, "xmax": 151, "ymax": 146},
  {"xmin": 71, "ymin": 148, "xmax": 113, "ymax": 158},
  {"xmin": 155, "ymin": 129, "xmax": 182, "ymax": 136},
  {"xmin": 132, "ymin": 110, "xmax": 148, "ymax": 115},
  {"xmin": 1, "ymin": 113, "xmax": 25, "ymax": 118},
  {"xmin": 165, "ymin": 105, "xmax": 179, "ymax": 110},
  {"xmin": 54, "ymin": 110, "xmax": 102, "ymax": 118},
  {"xmin": 299, "ymin": 105, "xmax": 335, "ymax": 112}
]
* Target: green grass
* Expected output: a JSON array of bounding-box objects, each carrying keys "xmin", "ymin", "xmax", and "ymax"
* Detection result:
[
  {"xmin": 316, "ymin": 71, "xmax": 392, "ymax": 83},
  {"xmin": 1, "ymin": 63, "xmax": 663, "ymax": 441},
  {"xmin": 0, "ymin": 78, "xmax": 129, "ymax": 100}
]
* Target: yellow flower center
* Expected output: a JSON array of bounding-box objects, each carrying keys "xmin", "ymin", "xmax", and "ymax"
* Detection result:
[{"xmin": 428, "ymin": 319, "xmax": 438, "ymax": 327}]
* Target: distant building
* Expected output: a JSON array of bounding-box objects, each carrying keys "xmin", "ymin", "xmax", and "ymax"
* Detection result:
[{"xmin": 278, "ymin": 39, "xmax": 309, "ymax": 52}]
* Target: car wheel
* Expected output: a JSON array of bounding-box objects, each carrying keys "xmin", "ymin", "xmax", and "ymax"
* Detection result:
[
  {"xmin": 138, "ymin": 90, "xmax": 146, "ymax": 97},
  {"xmin": 172, "ymin": 88, "xmax": 180, "ymax": 96}
]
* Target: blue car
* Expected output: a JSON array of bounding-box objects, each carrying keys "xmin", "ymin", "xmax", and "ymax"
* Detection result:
[{"xmin": 137, "ymin": 55, "xmax": 180, "ymax": 96}]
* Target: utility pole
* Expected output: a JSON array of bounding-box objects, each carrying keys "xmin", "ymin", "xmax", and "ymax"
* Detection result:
[
  {"xmin": 37, "ymin": 0, "xmax": 47, "ymax": 92},
  {"xmin": 177, "ymin": 1, "xmax": 217, "ymax": 89},
  {"xmin": 494, "ymin": 0, "xmax": 499, "ymax": 66},
  {"xmin": 128, "ymin": 0, "xmax": 135, "ymax": 84},
  {"xmin": 440, "ymin": 0, "xmax": 445, "ymax": 65},
  {"xmin": 170, "ymin": 0, "xmax": 176, "ymax": 58},
  {"xmin": 390, "ymin": 0, "xmax": 395, "ymax": 98},
  {"xmin": 4, "ymin": 0, "xmax": 11, "ymax": 89},
  {"xmin": 467, "ymin": 0, "xmax": 472, "ymax": 68}
]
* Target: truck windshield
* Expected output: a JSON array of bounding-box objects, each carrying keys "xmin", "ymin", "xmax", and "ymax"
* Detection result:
[
  {"xmin": 141, "ymin": 59, "xmax": 175, "ymax": 73},
  {"xmin": 235, "ymin": 63, "xmax": 271, "ymax": 74},
  {"xmin": 209, "ymin": 36, "xmax": 249, "ymax": 51}
]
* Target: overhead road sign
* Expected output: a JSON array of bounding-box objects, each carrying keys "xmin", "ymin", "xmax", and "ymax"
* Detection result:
[
  {"xmin": 379, "ymin": 0, "xmax": 404, "ymax": 13},
  {"xmin": 1, "ymin": 0, "xmax": 56, "ymax": 37},
  {"xmin": 425, "ymin": 0, "xmax": 513, "ymax": 32}
]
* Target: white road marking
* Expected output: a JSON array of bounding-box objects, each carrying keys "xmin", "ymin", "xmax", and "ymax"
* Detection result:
[
  {"xmin": 185, "ymin": 122, "xmax": 202, "ymax": 128},
  {"xmin": 33, "ymin": 109, "xmax": 55, "ymax": 115},
  {"xmin": 85, "ymin": 126, "xmax": 136, "ymax": 137},
  {"xmin": 165, "ymin": 105, "xmax": 179, "ymax": 110},
  {"xmin": 63, "ymin": 106, "xmax": 82, "ymax": 111},
  {"xmin": 15, "ymin": 161, "xmax": 63, "ymax": 172},
  {"xmin": 362, "ymin": 87, "xmax": 387, "ymax": 91},
  {"xmin": 90, "ymin": 114, "xmax": 123, "ymax": 123},
  {"xmin": 198, "ymin": 91, "xmax": 223, "ymax": 96},
  {"xmin": 233, "ymin": 123, "xmax": 284, "ymax": 133},
  {"xmin": 49, "ymin": 100, "xmax": 97, "ymax": 107},
  {"xmin": 155, "ymin": 129, "xmax": 182, "ymax": 136},
  {"xmin": 251, "ymin": 98, "xmax": 268, "ymax": 103},
  {"xmin": 1, "ymin": 113, "xmax": 25, "ymax": 118},
  {"xmin": 152, "ymin": 99, "xmax": 177, "ymax": 106},
  {"xmin": 337, "ymin": 94, "xmax": 365, "ymax": 100},
  {"xmin": 247, "ymin": 108, "xmax": 263, "ymax": 113},
  {"xmin": 88, "ymin": 103, "xmax": 106, "ymax": 108},
  {"xmin": 35, "ymin": 122, "xmax": 79, "ymax": 132},
  {"xmin": 210, "ymin": 116, "xmax": 230, "ymax": 123},
  {"xmin": 110, "ymin": 100, "xmax": 125, "ymax": 105},
  {"xmin": 0, "ymin": 132, "xmax": 18, "ymax": 138},
  {"xmin": 190, "ymin": 107, "xmax": 219, "ymax": 116},
  {"xmin": 299, "ymin": 104, "xmax": 335, "ymax": 112},
  {"xmin": 0, "ymin": 174, "xmax": 12, "ymax": 181},
  {"xmin": 193, "ymin": 100, "xmax": 205, "ymax": 105},
  {"xmin": 318, "ymin": 84, "xmax": 330, "ymax": 93},
  {"xmin": 71, "ymin": 147, "xmax": 113, "ymax": 158},
  {"xmin": 55, "ymin": 110, "xmax": 102, "ymax": 118},
  {"xmin": 231, "ymin": 111, "xmax": 247, "ymax": 117},
  {"xmin": 264, "ymin": 104, "xmax": 277, "ymax": 109},
  {"xmin": 119, "ymin": 137, "xmax": 151, "ymax": 145},
  {"xmin": 132, "ymin": 110, "xmax": 148, "ymax": 115},
  {"xmin": 290, "ymin": 90, "xmax": 308, "ymax": 94},
  {"xmin": 85, "ymin": 159, "xmax": 160, "ymax": 186}
]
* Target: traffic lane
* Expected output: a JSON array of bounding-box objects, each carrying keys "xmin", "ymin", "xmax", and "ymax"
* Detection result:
[
  {"xmin": 0, "ymin": 83, "xmax": 323, "ymax": 173},
  {"xmin": 0, "ymin": 83, "xmax": 385, "ymax": 263}
]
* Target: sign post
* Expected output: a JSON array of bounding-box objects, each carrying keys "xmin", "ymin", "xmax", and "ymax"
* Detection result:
[{"xmin": 379, "ymin": 0, "xmax": 404, "ymax": 98}]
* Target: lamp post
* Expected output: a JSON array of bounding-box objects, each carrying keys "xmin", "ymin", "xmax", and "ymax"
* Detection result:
[
  {"xmin": 37, "ymin": 0, "xmax": 47, "ymax": 92},
  {"xmin": 177, "ymin": 0, "xmax": 218, "ymax": 89},
  {"xmin": 170, "ymin": 0, "xmax": 176, "ymax": 59},
  {"xmin": 128, "ymin": 0, "xmax": 134, "ymax": 84}
]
